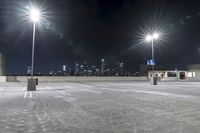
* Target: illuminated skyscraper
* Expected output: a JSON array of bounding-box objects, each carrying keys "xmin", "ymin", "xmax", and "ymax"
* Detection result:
[
  {"xmin": 101, "ymin": 59, "xmax": 105, "ymax": 75},
  {"xmin": 75, "ymin": 62, "xmax": 79, "ymax": 76}
]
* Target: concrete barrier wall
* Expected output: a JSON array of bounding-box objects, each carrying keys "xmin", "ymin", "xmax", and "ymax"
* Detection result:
[
  {"xmin": 163, "ymin": 77, "xmax": 178, "ymax": 81},
  {"xmin": 0, "ymin": 76, "xmax": 6, "ymax": 82},
  {"xmin": 6, "ymin": 76, "xmax": 148, "ymax": 82},
  {"xmin": 0, "ymin": 53, "xmax": 5, "ymax": 76},
  {"xmin": 188, "ymin": 70, "xmax": 200, "ymax": 80}
]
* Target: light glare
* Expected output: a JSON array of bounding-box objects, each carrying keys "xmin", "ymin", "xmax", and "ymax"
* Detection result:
[
  {"xmin": 30, "ymin": 9, "xmax": 40, "ymax": 22},
  {"xmin": 153, "ymin": 33, "xmax": 159, "ymax": 39},
  {"xmin": 146, "ymin": 35, "xmax": 152, "ymax": 42}
]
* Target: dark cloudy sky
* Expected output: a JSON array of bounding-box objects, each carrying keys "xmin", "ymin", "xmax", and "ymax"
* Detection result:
[{"xmin": 1, "ymin": 0, "xmax": 200, "ymax": 74}]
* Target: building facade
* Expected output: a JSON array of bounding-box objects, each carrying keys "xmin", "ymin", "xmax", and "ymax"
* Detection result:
[
  {"xmin": 148, "ymin": 70, "xmax": 187, "ymax": 81},
  {"xmin": 187, "ymin": 64, "xmax": 200, "ymax": 80}
]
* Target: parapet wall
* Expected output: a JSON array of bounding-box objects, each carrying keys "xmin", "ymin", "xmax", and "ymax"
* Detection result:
[
  {"xmin": 5, "ymin": 76, "xmax": 148, "ymax": 82},
  {"xmin": 0, "ymin": 53, "xmax": 5, "ymax": 76}
]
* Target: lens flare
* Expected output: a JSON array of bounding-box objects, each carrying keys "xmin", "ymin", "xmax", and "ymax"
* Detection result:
[{"xmin": 30, "ymin": 9, "xmax": 40, "ymax": 22}]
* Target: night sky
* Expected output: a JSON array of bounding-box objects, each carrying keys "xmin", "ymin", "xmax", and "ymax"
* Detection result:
[{"xmin": 1, "ymin": 0, "xmax": 200, "ymax": 74}]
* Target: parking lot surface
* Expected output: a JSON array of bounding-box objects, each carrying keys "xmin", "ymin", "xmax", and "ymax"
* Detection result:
[{"xmin": 0, "ymin": 81, "xmax": 200, "ymax": 133}]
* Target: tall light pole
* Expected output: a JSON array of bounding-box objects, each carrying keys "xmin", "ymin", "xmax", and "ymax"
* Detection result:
[
  {"xmin": 146, "ymin": 33, "xmax": 159, "ymax": 85},
  {"xmin": 30, "ymin": 9, "xmax": 40, "ymax": 79},
  {"xmin": 28, "ymin": 8, "xmax": 40, "ymax": 91}
]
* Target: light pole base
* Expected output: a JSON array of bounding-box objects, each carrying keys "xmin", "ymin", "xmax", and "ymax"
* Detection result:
[
  {"xmin": 150, "ymin": 76, "xmax": 157, "ymax": 85},
  {"xmin": 27, "ymin": 78, "xmax": 37, "ymax": 91}
]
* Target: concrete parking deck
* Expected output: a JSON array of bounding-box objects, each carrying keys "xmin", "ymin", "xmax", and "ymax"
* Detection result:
[{"xmin": 0, "ymin": 81, "xmax": 200, "ymax": 133}]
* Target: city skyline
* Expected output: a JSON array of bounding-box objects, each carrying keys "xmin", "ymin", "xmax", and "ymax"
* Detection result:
[{"xmin": 23, "ymin": 58, "xmax": 127, "ymax": 76}]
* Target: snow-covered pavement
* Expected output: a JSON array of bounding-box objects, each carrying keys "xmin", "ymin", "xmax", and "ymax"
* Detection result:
[{"xmin": 0, "ymin": 81, "xmax": 200, "ymax": 133}]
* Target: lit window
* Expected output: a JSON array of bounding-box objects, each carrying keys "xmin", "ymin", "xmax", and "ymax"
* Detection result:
[
  {"xmin": 188, "ymin": 72, "xmax": 192, "ymax": 77},
  {"xmin": 193, "ymin": 72, "xmax": 196, "ymax": 77}
]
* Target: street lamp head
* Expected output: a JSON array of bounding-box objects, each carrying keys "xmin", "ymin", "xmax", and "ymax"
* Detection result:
[
  {"xmin": 153, "ymin": 33, "xmax": 159, "ymax": 40},
  {"xmin": 30, "ymin": 9, "xmax": 40, "ymax": 22},
  {"xmin": 145, "ymin": 33, "xmax": 160, "ymax": 42},
  {"xmin": 146, "ymin": 35, "xmax": 152, "ymax": 42}
]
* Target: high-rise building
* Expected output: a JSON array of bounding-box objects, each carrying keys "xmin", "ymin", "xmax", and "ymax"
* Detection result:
[
  {"xmin": 62, "ymin": 65, "xmax": 68, "ymax": 75},
  {"xmin": 91, "ymin": 65, "xmax": 97, "ymax": 75},
  {"xmin": 101, "ymin": 58, "xmax": 105, "ymax": 75},
  {"xmin": 114, "ymin": 62, "xmax": 124, "ymax": 76},
  {"xmin": 75, "ymin": 62, "xmax": 79, "ymax": 76},
  {"xmin": 80, "ymin": 61, "xmax": 89, "ymax": 76},
  {"xmin": 119, "ymin": 62, "xmax": 124, "ymax": 75},
  {"xmin": 27, "ymin": 66, "xmax": 31, "ymax": 75}
]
